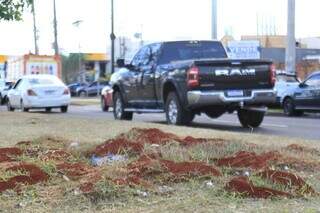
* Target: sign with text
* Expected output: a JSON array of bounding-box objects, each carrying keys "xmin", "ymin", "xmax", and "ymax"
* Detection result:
[{"xmin": 227, "ymin": 41, "xmax": 260, "ymax": 59}]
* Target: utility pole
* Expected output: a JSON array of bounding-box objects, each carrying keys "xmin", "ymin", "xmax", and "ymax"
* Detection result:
[
  {"xmin": 110, "ymin": 0, "xmax": 116, "ymax": 73},
  {"xmin": 31, "ymin": 0, "xmax": 39, "ymax": 55},
  {"xmin": 211, "ymin": 0, "xmax": 217, "ymax": 40},
  {"xmin": 72, "ymin": 20, "xmax": 83, "ymax": 81},
  {"xmin": 285, "ymin": 0, "xmax": 296, "ymax": 74},
  {"xmin": 53, "ymin": 0, "xmax": 59, "ymax": 55}
]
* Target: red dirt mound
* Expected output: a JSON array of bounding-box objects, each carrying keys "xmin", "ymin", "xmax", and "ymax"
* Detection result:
[
  {"xmin": 216, "ymin": 151, "xmax": 281, "ymax": 170},
  {"xmin": 0, "ymin": 147, "xmax": 23, "ymax": 163},
  {"xmin": 127, "ymin": 154, "xmax": 221, "ymax": 182},
  {"xmin": 91, "ymin": 138, "xmax": 143, "ymax": 156},
  {"xmin": 226, "ymin": 176, "xmax": 291, "ymax": 198},
  {"xmin": 40, "ymin": 149, "xmax": 72, "ymax": 161},
  {"xmin": 132, "ymin": 128, "xmax": 181, "ymax": 145},
  {"xmin": 286, "ymin": 144, "xmax": 320, "ymax": 155},
  {"xmin": 0, "ymin": 162, "xmax": 48, "ymax": 193},
  {"xmin": 257, "ymin": 170, "xmax": 315, "ymax": 194},
  {"xmin": 129, "ymin": 128, "xmax": 214, "ymax": 146}
]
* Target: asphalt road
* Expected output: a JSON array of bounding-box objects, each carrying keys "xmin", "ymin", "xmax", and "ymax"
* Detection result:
[{"xmin": 2, "ymin": 104, "xmax": 318, "ymax": 141}]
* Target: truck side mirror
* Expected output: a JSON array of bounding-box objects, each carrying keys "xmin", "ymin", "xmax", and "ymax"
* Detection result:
[
  {"xmin": 116, "ymin": 59, "xmax": 125, "ymax": 68},
  {"xmin": 299, "ymin": 82, "xmax": 307, "ymax": 88}
]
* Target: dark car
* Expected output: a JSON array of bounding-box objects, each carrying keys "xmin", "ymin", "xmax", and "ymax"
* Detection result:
[
  {"xmin": 77, "ymin": 81, "xmax": 109, "ymax": 97},
  {"xmin": 0, "ymin": 81, "xmax": 14, "ymax": 105},
  {"xmin": 68, "ymin": 82, "xmax": 88, "ymax": 96},
  {"xmin": 282, "ymin": 71, "xmax": 320, "ymax": 116},
  {"xmin": 110, "ymin": 40, "xmax": 276, "ymax": 128}
]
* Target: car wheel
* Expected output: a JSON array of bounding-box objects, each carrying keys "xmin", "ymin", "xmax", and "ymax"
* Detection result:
[
  {"xmin": 237, "ymin": 109, "xmax": 265, "ymax": 128},
  {"xmin": 45, "ymin": 107, "xmax": 52, "ymax": 112},
  {"xmin": 113, "ymin": 91, "xmax": 133, "ymax": 120},
  {"xmin": 20, "ymin": 100, "xmax": 29, "ymax": 112},
  {"xmin": 7, "ymin": 100, "xmax": 14, "ymax": 112},
  {"xmin": 79, "ymin": 91, "xmax": 87, "ymax": 97},
  {"xmin": 61, "ymin": 106, "xmax": 68, "ymax": 113},
  {"xmin": 101, "ymin": 96, "xmax": 109, "ymax": 112},
  {"xmin": 283, "ymin": 97, "xmax": 297, "ymax": 116},
  {"xmin": 165, "ymin": 92, "xmax": 194, "ymax": 125}
]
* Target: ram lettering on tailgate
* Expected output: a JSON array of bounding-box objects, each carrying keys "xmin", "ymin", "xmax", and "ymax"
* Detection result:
[{"xmin": 215, "ymin": 69, "xmax": 256, "ymax": 76}]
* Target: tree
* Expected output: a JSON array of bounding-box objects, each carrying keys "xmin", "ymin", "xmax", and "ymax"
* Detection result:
[
  {"xmin": 0, "ymin": 0, "xmax": 32, "ymax": 21},
  {"xmin": 61, "ymin": 53, "xmax": 84, "ymax": 84}
]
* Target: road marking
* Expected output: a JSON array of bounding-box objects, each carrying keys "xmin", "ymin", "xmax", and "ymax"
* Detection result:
[{"xmin": 213, "ymin": 119, "xmax": 288, "ymax": 128}]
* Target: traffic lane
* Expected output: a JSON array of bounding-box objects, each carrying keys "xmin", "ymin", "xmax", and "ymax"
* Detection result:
[
  {"xmin": 65, "ymin": 105, "xmax": 320, "ymax": 141},
  {"xmin": 1, "ymin": 105, "xmax": 319, "ymax": 141}
]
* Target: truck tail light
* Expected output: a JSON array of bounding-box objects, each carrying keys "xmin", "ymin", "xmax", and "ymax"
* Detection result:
[
  {"xmin": 187, "ymin": 66, "xmax": 200, "ymax": 88},
  {"xmin": 27, "ymin": 89, "xmax": 37, "ymax": 96},
  {"xmin": 269, "ymin": 64, "xmax": 276, "ymax": 86},
  {"xmin": 63, "ymin": 88, "xmax": 70, "ymax": 95}
]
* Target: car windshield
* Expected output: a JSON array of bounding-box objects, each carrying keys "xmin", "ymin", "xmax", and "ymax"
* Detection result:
[
  {"xmin": 276, "ymin": 75, "xmax": 298, "ymax": 83},
  {"xmin": 158, "ymin": 41, "xmax": 227, "ymax": 64}
]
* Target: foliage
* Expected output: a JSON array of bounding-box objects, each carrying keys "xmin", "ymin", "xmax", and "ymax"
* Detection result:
[
  {"xmin": 0, "ymin": 0, "xmax": 32, "ymax": 21},
  {"xmin": 61, "ymin": 53, "xmax": 84, "ymax": 84}
]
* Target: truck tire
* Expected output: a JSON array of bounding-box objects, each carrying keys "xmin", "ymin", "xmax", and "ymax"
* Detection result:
[
  {"xmin": 165, "ymin": 92, "xmax": 194, "ymax": 125},
  {"xmin": 237, "ymin": 109, "xmax": 265, "ymax": 128},
  {"xmin": 113, "ymin": 91, "xmax": 133, "ymax": 120}
]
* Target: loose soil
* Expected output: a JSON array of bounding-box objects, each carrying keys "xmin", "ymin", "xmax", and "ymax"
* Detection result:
[
  {"xmin": 226, "ymin": 176, "xmax": 291, "ymax": 198},
  {"xmin": 0, "ymin": 147, "xmax": 23, "ymax": 162},
  {"xmin": 216, "ymin": 151, "xmax": 281, "ymax": 170},
  {"xmin": 257, "ymin": 170, "xmax": 315, "ymax": 194},
  {"xmin": 0, "ymin": 162, "xmax": 48, "ymax": 192}
]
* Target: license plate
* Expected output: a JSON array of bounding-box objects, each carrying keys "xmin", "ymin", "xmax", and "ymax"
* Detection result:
[
  {"xmin": 227, "ymin": 90, "xmax": 243, "ymax": 97},
  {"xmin": 45, "ymin": 90, "xmax": 55, "ymax": 95}
]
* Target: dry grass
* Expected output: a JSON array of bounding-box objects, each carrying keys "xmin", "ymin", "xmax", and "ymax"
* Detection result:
[
  {"xmin": 0, "ymin": 112, "xmax": 320, "ymax": 212},
  {"xmin": 70, "ymin": 97, "xmax": 100, "ymax": 106}
]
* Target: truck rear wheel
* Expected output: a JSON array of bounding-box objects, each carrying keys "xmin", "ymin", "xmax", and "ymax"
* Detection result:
[
  {"xmin": 237, "ymin": 109, "xmax": 265, "ymax": 128},
  {"xmin": 165, "ymin": 92, "xmax": 194, "ymax": 125},
  {"xmin": 113, "ymin": 91, "xmax": 133, "ymax": 120}
]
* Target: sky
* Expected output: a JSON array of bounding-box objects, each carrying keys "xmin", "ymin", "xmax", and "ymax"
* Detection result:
[{"xmin": 0, "ymin": 0, "xmax": 319, "ymax": 55}]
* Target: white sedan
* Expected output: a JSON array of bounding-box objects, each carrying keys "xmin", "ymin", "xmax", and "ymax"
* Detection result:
[{"xmin": 7, "ymin": 75, "xmax": 71, "ymax": 112}]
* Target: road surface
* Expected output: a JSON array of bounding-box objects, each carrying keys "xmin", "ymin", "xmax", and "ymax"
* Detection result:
[{"xmin": 2, "ymin": 105, "xmax": 317, "ymax": 141}]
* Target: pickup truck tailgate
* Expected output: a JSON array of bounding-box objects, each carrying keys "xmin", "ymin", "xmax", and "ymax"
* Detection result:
[{"xmin": 194, "ymin": 60, "xmax": 273, "ymax": 90}]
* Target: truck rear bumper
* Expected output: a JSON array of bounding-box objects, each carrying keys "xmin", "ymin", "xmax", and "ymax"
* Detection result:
[{"xmin": 187, "ymin": 89, "xmax": 276, "ymax": 107}]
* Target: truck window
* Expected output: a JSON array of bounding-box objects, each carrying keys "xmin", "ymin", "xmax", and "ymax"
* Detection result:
[
  {"xmin": 158, "ymin": 41, "xmax": 227, "ymax": 65},
  {"xmin": 131, "ymin": 46, "xmax": 151, "ymax": 67}
]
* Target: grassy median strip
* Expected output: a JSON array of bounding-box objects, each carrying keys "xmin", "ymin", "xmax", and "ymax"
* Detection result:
[
  {"xmin": 70, "ymin": 97, "xmax": 100, "ymax": 106},
  {"xmin": 0, "ymin": 112, "xmax": 319, "ymax": 212}
]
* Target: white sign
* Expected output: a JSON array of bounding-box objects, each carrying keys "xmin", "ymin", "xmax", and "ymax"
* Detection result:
[
  {"xmin": 227, "ymin": 41, "xmax": 260, "ymax": 59},
  {"xmin": 26, "ymin": 62, "xmax": 58, "ymax": 76}
]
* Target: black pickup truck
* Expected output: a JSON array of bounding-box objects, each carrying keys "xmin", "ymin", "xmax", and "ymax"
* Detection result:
[{"xmin": 110, "ymin": 40, "xmax": 276, "ymax": 127}]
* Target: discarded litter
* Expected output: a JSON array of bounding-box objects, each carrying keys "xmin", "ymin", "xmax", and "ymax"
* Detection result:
[
  {"xmin": 205, "ymin": 181, "xmax": 214, "ymax": 188},
  {"xmin": 91, "ymin": 154, "xmax": 127, "ymax": 166},
  {"xmin": 136, "ymin": 189, "xmax": 148, "ymax": 197}
]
